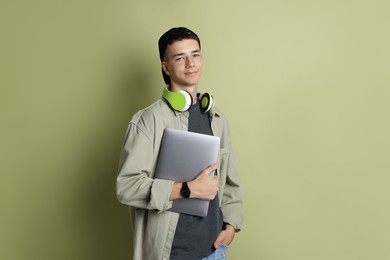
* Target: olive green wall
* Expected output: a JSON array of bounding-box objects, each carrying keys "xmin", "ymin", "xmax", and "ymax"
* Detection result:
[{"xmin": 1, "ymin": 0, "xmax": 389, "ymax": 259}]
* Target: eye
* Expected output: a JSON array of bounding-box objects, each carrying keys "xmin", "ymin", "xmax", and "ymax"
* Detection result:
[
  {"xmin": 193, "ymin": 53, "xmax": 200, "ymax": 57},
  {"xmin": 175, "ymin": 56, "xmax": 184, "ymax": 61}
]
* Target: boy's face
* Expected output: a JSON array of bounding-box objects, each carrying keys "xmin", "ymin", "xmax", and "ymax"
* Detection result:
[{"xmin": 162, "ymin": 39, "xmax": 202, "ymax": 89}]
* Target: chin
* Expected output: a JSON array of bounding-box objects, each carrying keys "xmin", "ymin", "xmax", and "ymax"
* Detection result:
[{"xmin": 185, "ymin": 78, "xmax": 201, "ymax": 86}]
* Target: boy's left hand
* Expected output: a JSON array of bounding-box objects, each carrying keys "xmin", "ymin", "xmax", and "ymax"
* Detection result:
[{"xmin": 213, "ymin": 224, "xmax": 236, "ymax": 249}]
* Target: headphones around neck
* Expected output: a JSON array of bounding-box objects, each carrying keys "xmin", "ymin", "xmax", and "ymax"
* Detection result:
[{"xmin": 162, "ymin": 86, "xmax": 214, "ymax": 113}]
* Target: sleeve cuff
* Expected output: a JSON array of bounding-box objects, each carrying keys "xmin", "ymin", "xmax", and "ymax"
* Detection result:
[{"xmin": 147, "ymin": 178, "xmax": 174, "ymax": 212}]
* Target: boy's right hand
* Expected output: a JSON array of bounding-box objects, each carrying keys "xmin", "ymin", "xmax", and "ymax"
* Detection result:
[{"xmin": 188, "ymin": 163, "xmax": 219, "ymax": 200}]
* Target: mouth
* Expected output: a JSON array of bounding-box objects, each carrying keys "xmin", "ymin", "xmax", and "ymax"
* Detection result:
[{"xmin": 185, "ymin": 71, "xmax": 198, "ymax": 76}]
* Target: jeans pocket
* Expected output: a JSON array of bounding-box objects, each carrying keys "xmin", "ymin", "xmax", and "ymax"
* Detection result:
[{"xmin": 214, "ymin": 244, "xmax": 227, "ymax": 259}]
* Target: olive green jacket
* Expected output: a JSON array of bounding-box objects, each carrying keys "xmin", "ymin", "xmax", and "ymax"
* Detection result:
[{"xmin": 116, "ymin": 98, "xmax": 243, "ymax": 260}]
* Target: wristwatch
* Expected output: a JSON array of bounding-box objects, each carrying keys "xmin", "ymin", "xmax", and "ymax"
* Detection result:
[{"xmin": 180, "ymin": 182, "xmax": 191, "ymax": 198}]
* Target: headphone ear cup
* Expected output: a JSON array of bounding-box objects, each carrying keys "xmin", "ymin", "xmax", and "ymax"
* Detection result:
[
  {"xmin": 162, "ymin": 87, "xmax": 193, "ymax": 112},
  {"xmin": 199, "ymin": 92, "xmax": 214, "ymax": 113},
  {"xmin": 178, "ymin": 90, "xmax": 193, "ymax": 111}
]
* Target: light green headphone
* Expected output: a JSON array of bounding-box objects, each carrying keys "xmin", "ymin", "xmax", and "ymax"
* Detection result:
[{"xmin": 162, "ymin": 86, "xmax": 214, "ymax": 113}]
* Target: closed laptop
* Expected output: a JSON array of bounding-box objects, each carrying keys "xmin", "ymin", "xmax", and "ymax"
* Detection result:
[{"xmin": 155, "ymin": 128, "xmax": 220, "ymax": 217}]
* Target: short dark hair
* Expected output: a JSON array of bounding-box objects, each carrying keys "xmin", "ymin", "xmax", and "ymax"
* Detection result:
[{"xmin": 158, "ymin": 27, "xmax": 201, "ymax": 85}]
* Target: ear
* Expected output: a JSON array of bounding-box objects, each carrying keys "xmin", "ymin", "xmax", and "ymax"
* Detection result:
[{"xmin": 161, "ymin": 62, "xmax": 170, "ymax": 76}]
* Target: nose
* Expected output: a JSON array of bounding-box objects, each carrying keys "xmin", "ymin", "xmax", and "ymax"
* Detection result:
[{"xmin": 185, "ymin": 56, "xmax": 195, "ymax": 68}]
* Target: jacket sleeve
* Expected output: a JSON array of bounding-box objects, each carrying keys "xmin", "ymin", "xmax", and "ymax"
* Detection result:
[
  {"xmin": 218, "ymin": 116, "xmax": 244, "ymax": 231},
  {"xmin": 116, "ymin": 121, "xmax": 174, "ymax": 213},
  {"xmin": 220, "ymin": 145, "xmax": 244, "ymax": 231}
]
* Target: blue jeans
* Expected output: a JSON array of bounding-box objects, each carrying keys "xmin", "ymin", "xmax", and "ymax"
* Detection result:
[
  {"xmin": 171, "ymin": 244, "xmax": 228, "ymax": 260},
  {"xmin": 200, "ymin": 244, "xmax": 228, "ymax": 260}
]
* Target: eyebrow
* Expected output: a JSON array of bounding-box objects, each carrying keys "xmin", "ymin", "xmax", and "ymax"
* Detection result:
[{"xmin": 172, "ymin": 49, "xmax": 201, "ymax": 58}]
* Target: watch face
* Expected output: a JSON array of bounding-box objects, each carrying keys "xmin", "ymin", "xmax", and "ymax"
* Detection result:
[
  {"xmin": 181, "ymin": 182, "xmax": 191, "ymax": 198},
  {"xmin": 182, "ymin": 189, "xmax": 190, "ymax": 197}
]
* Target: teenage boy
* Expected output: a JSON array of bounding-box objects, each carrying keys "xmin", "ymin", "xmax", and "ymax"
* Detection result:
[{"xmin": 116, "ymin": 27, "xmax": 243, "ymax": 260}]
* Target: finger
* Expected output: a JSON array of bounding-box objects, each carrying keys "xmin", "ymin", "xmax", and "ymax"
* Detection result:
[
  {"xmin": 213, "ymin": 233, "xmax": 224, "ymax": 249},
  {"xmin": 214, "ymin": 231, "xmax": 226, "ymax": 248},
  {"xmin": 204, "ymin": 163, "xmax": 218, "ymax": 175}
]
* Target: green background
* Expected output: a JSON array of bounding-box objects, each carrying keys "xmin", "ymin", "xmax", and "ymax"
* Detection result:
[{"xmin": 1, "ymin": 0, "xmax": 389, "ymax": 259}]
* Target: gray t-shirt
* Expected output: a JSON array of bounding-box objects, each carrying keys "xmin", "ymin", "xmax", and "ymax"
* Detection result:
[{"xmin": 170, "ymin": 102, "xmax": 224, "ymax": 259}]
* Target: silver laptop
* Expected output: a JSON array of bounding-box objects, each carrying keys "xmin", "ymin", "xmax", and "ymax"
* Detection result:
[{"xmin": 155, "ymin": 128, "xmax": 220, "ymax": 217}]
